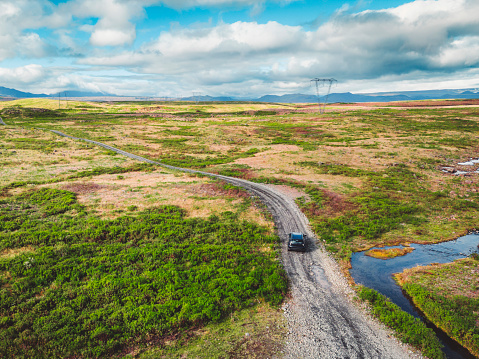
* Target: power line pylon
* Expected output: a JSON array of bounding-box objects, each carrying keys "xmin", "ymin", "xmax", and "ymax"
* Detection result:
[
  {"xmin": 193, "ymin": 92, "xmax": 201, "ymax": 105},
  {"xmin": 311, "ymin": 78, "xmax": 337, "ymax": 114}
]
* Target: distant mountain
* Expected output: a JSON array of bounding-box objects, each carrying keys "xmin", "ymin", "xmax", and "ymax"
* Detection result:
[
  {"xmin": 1, "ymin": 85, "xmax": 479, "ymax": 103},
  {"xmin": 255, "ymin": 92, "xmax": 414, "ymax": 103},
  {"xmin": 53, "ymin": 90, "xmax": 115, "ymax": 98},
  {"xmin": 0, "ymin": 86, "xmax": 48, "ymax": 98},
  {"xmin": 254, "ymin": 90, "xmax": 479, "ymax": 103},
  {"xmin": 180, "ymin": 95, "xmax": 235, "ymax": 102},
  {"xmin": 257, "ymin": 94, "xmax": 318, "ymax": 103},
  {"xmin": 147, "ymin": 90, "xmax": 479, "ymax": 103},
  {"xmin": 0, "ymin": 86, "xmax": 114, "ymax": 99}
]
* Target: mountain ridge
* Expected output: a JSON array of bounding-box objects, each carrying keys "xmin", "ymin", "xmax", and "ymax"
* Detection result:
[{"xmin": 1, "ymin": 85, "xmax": 479, "ymax": 103}]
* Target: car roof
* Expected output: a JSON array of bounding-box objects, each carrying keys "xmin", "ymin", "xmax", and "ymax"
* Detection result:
[{"xmin": 290, "ymin": 232, "xmax": 303, "ymax": 239}]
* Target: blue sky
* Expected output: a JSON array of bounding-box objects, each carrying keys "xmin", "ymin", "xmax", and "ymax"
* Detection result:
[{"xmin": 0, "ymin": 0, "xmax": 478, "ymax": 97}]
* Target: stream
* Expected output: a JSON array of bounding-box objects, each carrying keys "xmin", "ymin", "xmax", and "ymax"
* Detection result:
[{"xmin": 350, "ymin": 233, "xmax": 479, "ymax": 359}]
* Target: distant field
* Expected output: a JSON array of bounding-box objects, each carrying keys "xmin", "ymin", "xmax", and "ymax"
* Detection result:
[{"xmin": 1, "ymin": 98, "xmax": 478, "ymax": 357}]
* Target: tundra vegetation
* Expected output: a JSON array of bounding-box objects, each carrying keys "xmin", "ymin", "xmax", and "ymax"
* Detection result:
[
  {"xmin": 396, "ymin": 256, "xmax": 479, "ymax": 357},
  {"xmin": 0, "ymin": 98, "xmax": 478, "ymax": 357},
  {"xmin": 357, "ymin": 286, "xmax": 445, "ymax": 359}
]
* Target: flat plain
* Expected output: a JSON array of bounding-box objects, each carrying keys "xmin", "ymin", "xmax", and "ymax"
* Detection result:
[{"xmin": 0, "ymin": 99, "xmax": 478, "ymax": 358}]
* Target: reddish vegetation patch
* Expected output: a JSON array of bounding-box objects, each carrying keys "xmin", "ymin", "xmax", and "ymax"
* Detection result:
[
  {"xmin": 388, "ymin": 99, "xmax": 479, "ymax": 107},
  {"xmin": 62, "ymin": 182, "xmax": 107, "ymax": 194},
  {"xmin": 246, "ymin": 108, "xmax": 319, "ymax": 115},
  {"xmin": 219, "ymin": 167, "xmax": 256, "ymax": 180},
  {"xmin": 346, "ymin": 99, "xmax": 479, "ymax": 108},
  {"xmin": 192, "ymin": 183, "xmax": 250, "ymax": 199},
  {"xmin": 231, "ymin": 168, "xmax": 256, "ymax": 180},
  {"xmin": 290, "ymin": 127, "xmax": 326, "ymax": 138},
  {"xmin": 302, "ymin": 189, "xmax": 354, "ymax": 218}
]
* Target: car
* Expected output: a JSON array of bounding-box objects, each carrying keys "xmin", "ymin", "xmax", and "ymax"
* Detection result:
[{"xmin": 288, "ymin": 232, "xmax": 306, "ymax": 252}]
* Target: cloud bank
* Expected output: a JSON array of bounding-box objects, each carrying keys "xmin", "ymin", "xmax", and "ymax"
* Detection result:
[{"xmin": 0, "ymin": 0, "xmax": 478, "ymax": 96}]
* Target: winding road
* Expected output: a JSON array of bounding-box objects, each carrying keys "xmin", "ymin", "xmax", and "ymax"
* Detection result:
[{"xmin": 43, "ymin": 129, "xmax": 419, "ymax": 358}]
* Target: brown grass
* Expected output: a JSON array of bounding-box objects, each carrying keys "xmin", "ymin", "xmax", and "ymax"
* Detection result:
[
  {"xmin": 62, "ymin": 182, "xmax": 107, "ymax": 194},
  {"xmin": 302, "ymin": 189, "xmax": 355, "ymax": 218},
  {"xmin": 0, "ymin": 246, "xmax": 35, "ymax": 259}
]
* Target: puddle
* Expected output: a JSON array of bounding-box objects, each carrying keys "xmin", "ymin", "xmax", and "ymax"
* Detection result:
[
  {"xmin": 457, "ymin": 159, "xmax": 479, "ymax": 166},
  {"xmin": 350, "ymin": 233, "xmax": 479, "ymax": 359},
  {"xmin": 311, "ymin": 264, "xmax": 331, "ymax": 289},
  {"xmin": 440, "ymin": 158, "xmax": 479, "ymax": 175}
]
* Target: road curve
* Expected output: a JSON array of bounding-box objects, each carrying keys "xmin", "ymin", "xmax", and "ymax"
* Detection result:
[
  {"xmin": 50, "ymin": 130, "xmax": 419, "ymax": 359},
  {"xmin": 0, "ymin": 117, "xmax": 6, "ymax": 126}
]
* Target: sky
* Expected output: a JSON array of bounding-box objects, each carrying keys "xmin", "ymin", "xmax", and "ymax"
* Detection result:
[{"xmin": 1, "ymin": 0, "xmax": 479, "ymax": 97}]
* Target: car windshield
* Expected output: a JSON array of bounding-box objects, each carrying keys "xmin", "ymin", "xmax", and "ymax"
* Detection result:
[{"xmin": 291, "ymin": 233, "xmax": 303, "ymax": 240}]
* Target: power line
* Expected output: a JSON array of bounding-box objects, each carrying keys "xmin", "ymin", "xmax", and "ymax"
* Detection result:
[
  {"xmin": 311, "ymin": 78, "xmax": 337, "ymax": 114},
  {"xmin": 192, "ymin": 92, "xmax": 201, "ymax": 105}
]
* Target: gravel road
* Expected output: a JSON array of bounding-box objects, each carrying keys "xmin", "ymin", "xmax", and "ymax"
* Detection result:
[
  {"xmin": 0, "ymin": 117, "xmax": 5, "ymax": 125},
  {"xmin": 50, "ymin": 130, "xmax": 421, "ymax": 359}
]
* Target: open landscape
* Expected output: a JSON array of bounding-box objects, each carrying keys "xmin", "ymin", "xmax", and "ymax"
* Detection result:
[
  {"xmin": 0, "ymin": 98, "xmax": 478, "ymax": 358},
  {"xmin": 3, "ymin": 1, "xmax": 479, "ymax": 358}
]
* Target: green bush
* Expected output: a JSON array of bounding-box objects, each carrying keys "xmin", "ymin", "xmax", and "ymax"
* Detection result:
[
  {"xmin": 0, "ymin": 189, "xmax": 287, "ymax": 358},
  {"xmin": 403, "ymin": 283, "xmax": 479, "ymax": 357},
  {"xmin": 358, "ymin": 287, "xmax": 445, "ymax": 359}
]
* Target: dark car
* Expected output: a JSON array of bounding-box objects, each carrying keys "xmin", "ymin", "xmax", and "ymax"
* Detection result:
[{"xmin": 288, "ymin": 232, "xmax": 306, "ymax": 252}]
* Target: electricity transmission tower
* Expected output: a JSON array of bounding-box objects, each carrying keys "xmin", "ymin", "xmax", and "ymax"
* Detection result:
[
  {"xmin": 311, "ymin": 78, "xmax": 337, "ymax": 114},
  {"xmin": 192, "ymin": 92, "xmax": 202, "ymax": 105}
]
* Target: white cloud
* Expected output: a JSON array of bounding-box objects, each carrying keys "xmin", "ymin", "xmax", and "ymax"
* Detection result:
[
  {"xmin": 0, "ymin": 64, "xmax": 47, "ymax": 84},
  {"xmin": 149, "ymin": 21, "xmax": 303, "ymax": 57},
  {"xmin": 2, "ymin": 0, "xmax": 479, "ymax": 96},
  {"xmin": 147, "ymin": 0, "xmax": 297, "ymax": 10},
  {"xmin": 90, "ymin": 27, "xmax": 136, "ymax": 47},
  {"xmin": 80, "ymin": 0, "xmax": 479, "ymax": 80},
  {"xmin": 58, "ymin": 0, "xmax": 297, "ymax": 47},
  {"xmin": 0, "ymin": 0, "xmax": 59, "ymax": 61},
  {"xmin": 61, "ymin": 0, "xmax": 142, "ymax": 46}
]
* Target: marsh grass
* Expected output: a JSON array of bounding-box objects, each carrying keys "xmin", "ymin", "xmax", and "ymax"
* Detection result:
[
  {"xmin": 395, "ymin": 259, "xmax": 479, "ymax": 357},
  {"xmin": 358, "ymin": 286, "xmax": 445, "ymax": 359}
]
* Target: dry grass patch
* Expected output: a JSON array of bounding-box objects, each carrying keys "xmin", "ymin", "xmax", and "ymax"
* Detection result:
[
  {"xmin": 0, "ymin": 246, "xmax": 35, "ymax": 259},
  {"xmin": 43, "ymin": 171, "xmax": 272, "ymax": 228}
]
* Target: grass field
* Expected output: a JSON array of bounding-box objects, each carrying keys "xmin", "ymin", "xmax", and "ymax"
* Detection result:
[{"xmin": 1, "ymin": 98, "xmax": 478, "ymax": 357}]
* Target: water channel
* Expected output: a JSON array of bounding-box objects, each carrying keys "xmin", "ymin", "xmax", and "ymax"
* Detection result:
[{"xmin": 350, "ymin": 233, "xmax": 479, "ymax": 359}]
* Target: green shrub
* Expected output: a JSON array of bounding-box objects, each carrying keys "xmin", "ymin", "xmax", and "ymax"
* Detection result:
[
  {"xmin": 403, "ymin": 283, "xmax": 479, "ymax": 357},
  {"xmin": 0, "ymin": 190, "xmax": 287, "ymax": 358},
  {"xmin": 358, "ymin": 287, "xmax": 444, "ymax": 359}
]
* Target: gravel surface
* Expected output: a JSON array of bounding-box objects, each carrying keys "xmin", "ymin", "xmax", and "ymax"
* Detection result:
[
  {"xmin": 50, "ymin": 130, "xmax": 422, "ymax": 359},
  {"xmin": 0, "ymin": 117, "xmax": 5, "ymax": 125}
]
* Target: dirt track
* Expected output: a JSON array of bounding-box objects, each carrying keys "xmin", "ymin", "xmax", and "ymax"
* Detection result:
[{"xmin": 49, "ymin": 130, "xmax": 420, "ymax": 358}]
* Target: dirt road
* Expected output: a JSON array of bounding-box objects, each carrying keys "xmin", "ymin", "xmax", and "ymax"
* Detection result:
[
  {"xmin": 0, "ymin": 117, "xmax": 5, "ymax": 125},
  {"xmin": 50, "ymin": 130, "xmax": 420, "ymax": 359}
]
